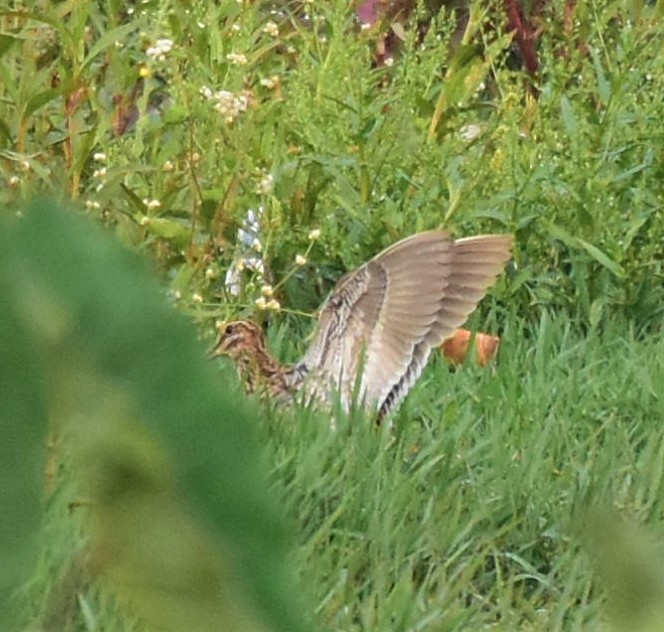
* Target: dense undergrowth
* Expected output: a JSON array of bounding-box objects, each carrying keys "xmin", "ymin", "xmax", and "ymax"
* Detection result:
[
  {"xmin": 2, "ymin": 0, "xmax": 663, "ymax": 630},
  {"xmin": 2, "ymin": 0, "xmax": 662, "ymax": 331}
]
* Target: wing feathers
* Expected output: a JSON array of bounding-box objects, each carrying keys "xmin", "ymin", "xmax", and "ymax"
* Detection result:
[{"xmin": 300, "ymin": 231, "xmax": 512, "ymax": 416}]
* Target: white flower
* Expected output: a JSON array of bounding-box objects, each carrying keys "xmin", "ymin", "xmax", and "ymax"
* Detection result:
[
  {"xmin": 142, "ymin": 198, "xmax": 161, "ymax": 210},
  {"xmin": 263, "ymin": 21, "xmax": 279, "ymax": 37},
  {"xmin": 93, "ymin": 167, "xmax": 107, "ymax": 179},
  {"xmin": 255, "ymin": 297, "xmax": 267, "ymax": 310},
  {"xmin": 156, "ymin": 38, "xmax": 173, "ymax": 52},
  {"xmin": 139, "ymin": 216, "xmax": 150, "ymax": 226},
  {"xmin": 192, "ymin": 292, "xmax": 203, "ymax": 303},
  {"xmin": 459, "ymin": 124, "xmax": 482, "ymax": 141},
  {"xmin": 252, "ymin": 238, "xmax": 262, "ymax": 253},
  {"xmin": 208, "ymin": 89, "xmax": 251, "ymax": 124},
  {"xmin": 9, "ymin": 175, "xmax": 20, "ymax": 186},
  {"xmin": 261, "ymin": 285, "xmax": 274, "ymax": 297},
  {"xmin": 260, "ymin": 75, "xmax": 280, "ymax": 90},
  {"xmin": 85, "ymin": 200, "xmax": 101, "ymax": 210},
  {"xmin": 226, "ymin": 52, "xmax": 248, "ymax": 65},
  {"xmin": 231, "ymin": 23, "xmax": 241, "ymax": 33},
  {"xmin": 162, "ymin": 160, "xmax": 174, "ymax": 171},
  {"xmin": 257, "ymin": 173, "xmax": 274, "ymax": 194},
  {"xmin": 266, "ymin": 299, "xmax": 281, "ymax": 311},
  {"xmin": 295, "ymin": 254, "xmax": 307, "ymax": 266},
  {"xmin": 93, "ymin": 152, "xmax": 107, "ymax": 162},
  {"xmin": 146, "ymin": 38, "xmax": 173, "ymax": 61},
  {"xmin": 308, "ymin": 228, "xmax": 321, "ymax": 240}
]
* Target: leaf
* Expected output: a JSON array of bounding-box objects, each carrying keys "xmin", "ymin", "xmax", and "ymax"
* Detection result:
[
  {"xmin": 589, "ymin": 297, "xmax": 606, "ymax": 327},
  {"xmin": 3, "ymin": 199, "xmax": 309, "ymax": 632},
  {"xmin": 544, "ymin": 221, "xmax": 624, "ymax": 278},
  {"xmin": 560, "ymin": 96, "xmax": 578, "ymax": 138},
  {"xmin": 0, "ymin": 236, "xmax": 47, "ymax": 628},
  {"xmin": 24, "ymin": 88, "xmax": 61, "ymax": 119},
  {"xmin": 576, "ymin": 238, "xmax": 624, "ymax": 278},
  {"xmin": 138, "ymin": 216, "xmax": 193, "ymax": 249},
  {"xmin": 0, "ymin": 33, "xmax": 16, "ymax": 58},
  {"xmin": 590, "ymin": 47, "xmax": 611, "ymax": 105},
  {"xmin": 624, "ymin": 216, "xmax": 648, "ymax": 249},
  {"xmin": 81, "ymin": 22, "xmax": 140, "ymax": 72}
]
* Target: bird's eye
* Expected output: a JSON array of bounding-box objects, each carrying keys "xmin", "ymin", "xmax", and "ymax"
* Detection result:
[{"xmin": 225, "ymin": 324, "xmax": 234, "ymax": 335}]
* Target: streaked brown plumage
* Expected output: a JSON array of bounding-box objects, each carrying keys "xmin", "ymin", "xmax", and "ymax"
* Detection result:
[{"xmin": 210, "ymin": 231, "xmax": 512, "ymax": 420}]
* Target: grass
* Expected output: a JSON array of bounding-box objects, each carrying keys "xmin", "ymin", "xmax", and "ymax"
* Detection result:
[
  {"xmin": 19, "ymin": 310, "xmax": 664, "ymax": 630},
  {"xmin": 2, "ymin": 0, "xmax": 664, "ymax": 630},
  {"xmin": 263, "ymin": 314, "xmax": 664, "ymax": 630}
]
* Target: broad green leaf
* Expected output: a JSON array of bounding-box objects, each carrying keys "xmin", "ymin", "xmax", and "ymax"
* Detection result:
[
  {"xmin": 0, "ymin": 232, "xmax": 47, "ymax": 629},
  {"xmin": 4, "ymin": 199, "xmax": 309, "ymax": 632}
]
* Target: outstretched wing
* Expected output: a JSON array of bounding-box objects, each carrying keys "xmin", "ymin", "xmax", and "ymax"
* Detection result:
[{"xmin": 299, "ymin": 231, "xmax": 512, "ymax": 416}]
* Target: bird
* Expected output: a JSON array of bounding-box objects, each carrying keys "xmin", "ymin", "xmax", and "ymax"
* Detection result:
[{"xmin": 209, "ymin": 231, "xmax": 512, "ymax": 422}]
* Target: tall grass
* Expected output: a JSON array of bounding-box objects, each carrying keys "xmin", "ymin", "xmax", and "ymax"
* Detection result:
[{"xmin": 264, "ymin": 314, "xmax": 664, "ymax": 629}]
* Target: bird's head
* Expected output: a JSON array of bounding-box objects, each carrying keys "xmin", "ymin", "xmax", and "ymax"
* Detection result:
[{"xmin": 208, "ymin": 320, "xmax": 266, "ymax": 360}]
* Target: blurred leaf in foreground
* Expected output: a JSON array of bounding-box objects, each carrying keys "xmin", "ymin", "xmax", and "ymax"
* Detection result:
[
  {"xmin": 1, "ymin": 199, "xmax": 309, "ymax": 631},
  {"xmin": 0, "ymin": 234, "xmax": 47, "ymax": 630},
  {"xmin": 583, "ymin": 510, "xmax": 664, "ymax": 632}
]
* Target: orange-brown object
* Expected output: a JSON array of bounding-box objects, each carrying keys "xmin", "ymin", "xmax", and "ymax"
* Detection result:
[{"xmin": 441, "ymin": 328, "xmax": 500, "ymax": 366}]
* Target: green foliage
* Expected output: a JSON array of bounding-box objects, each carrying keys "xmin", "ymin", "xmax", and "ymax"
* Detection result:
[
  {"xmin": 1, "ymin": 200, "xmax": 308, "ymax": 631},
  {"xmin": 263, "ymin": 313, "xmax": 664, "ymax": 630},
  {"xmin": 1, "ymin": 0, "xmax": 661, "ymax": 330},
  {"xmin": 0, "ymin": 239, "xmax": 46, "ymax": 630}
]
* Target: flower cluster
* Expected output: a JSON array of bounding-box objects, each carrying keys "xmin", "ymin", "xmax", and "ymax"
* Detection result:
[
  {"xmin": 256, "ymin": 172, "xmax": 274, "ymax": 195},
  {"xmin": 200, "ymin": 86, "xmax": 253, "ymax": 124},
  {"xmin": 262, "ymin": 21, "xmax": 279, "ymax": 37},
  {"xmin": 226, "ymin": 52, "xmax": 248, "ymax": 65},
  {"xmin": 260, "ymin": 75, "xmax": 280, "ymax": 90},
  {"xmin": 146, "ymin": 38, "xmax": 173, "ymax": 61},
  {"xmin": 255, "ymin": 296, "xmax": 280, "ymax": 311},
  {"xmin": 142, "ymin": 198, "xmax": 161, "ymax": 210}
]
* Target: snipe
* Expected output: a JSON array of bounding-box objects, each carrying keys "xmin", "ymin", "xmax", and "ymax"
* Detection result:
[{"xmin": 210, "ymin": 231, "xmax": 512, "ymax": 421}]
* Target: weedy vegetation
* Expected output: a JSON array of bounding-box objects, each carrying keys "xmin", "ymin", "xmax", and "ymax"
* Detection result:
[{"xmin": 1, "ymin": 0, "xmax": 663, "ymax": 630}]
